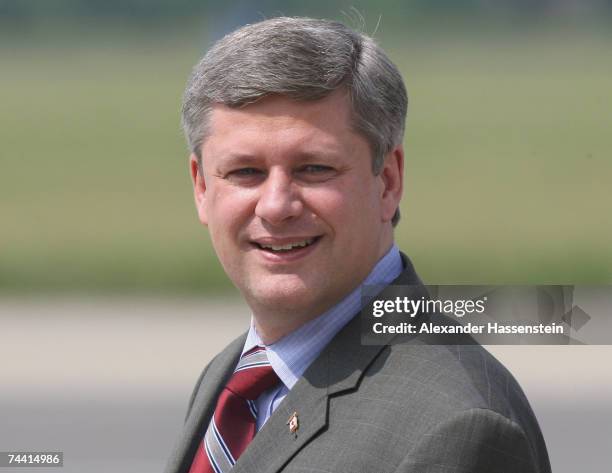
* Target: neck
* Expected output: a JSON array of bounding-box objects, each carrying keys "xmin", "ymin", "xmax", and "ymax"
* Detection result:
[
  {"xmin": 252, "ymin": 314, "xmax": 301, "ymax": 345},
  {"xmin": 249, "ymin": 300, "xmax": 333, "ymax": 345}
]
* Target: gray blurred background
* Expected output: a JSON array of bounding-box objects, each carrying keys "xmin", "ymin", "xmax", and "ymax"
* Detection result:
[{"xmin": 1, "ymin": 1, "xmax": 611, "ymax": 471}]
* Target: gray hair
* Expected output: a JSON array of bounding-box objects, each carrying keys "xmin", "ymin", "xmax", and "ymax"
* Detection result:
[{"xmin": 182, "ymin": 16, "xmax": 408, "ymax": 225}]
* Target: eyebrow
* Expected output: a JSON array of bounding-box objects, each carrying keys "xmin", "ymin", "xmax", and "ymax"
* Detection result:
[
  {"xmin": 212, "ymin": 153, "xmax": 261, "ymax": 168},
  {"xmin": 215, "ymin": 149, "xmax": 343, "ymax": 165},
  {"xmin": 293, "ymin": 150, "xmax": 341, "ymax": 162}
]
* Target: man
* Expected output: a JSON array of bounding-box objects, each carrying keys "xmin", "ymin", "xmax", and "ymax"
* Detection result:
[{"xmin": 165, "ymin": 17, "xmax": 551, "ymax": 473}]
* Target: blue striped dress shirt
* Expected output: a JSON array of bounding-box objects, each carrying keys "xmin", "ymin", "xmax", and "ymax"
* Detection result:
[{"xmin": 240, "ymin": 244, "xmax": 403, "ymax": 430}]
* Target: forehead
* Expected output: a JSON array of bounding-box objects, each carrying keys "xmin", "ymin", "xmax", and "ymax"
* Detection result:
[{"xmin": 202, "ymin": 91, "xmax": 363, "ymax": 156}]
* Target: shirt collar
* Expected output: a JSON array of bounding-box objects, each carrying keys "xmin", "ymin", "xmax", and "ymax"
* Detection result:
[{"xmin": 242, "ymin": 244, "xmax": 403, "ymax": 390}]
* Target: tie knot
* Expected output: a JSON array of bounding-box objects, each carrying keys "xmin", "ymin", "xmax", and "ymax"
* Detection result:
[{"xmin": 226, "ymin": 347, "xmax": 279, "ymax": 400}]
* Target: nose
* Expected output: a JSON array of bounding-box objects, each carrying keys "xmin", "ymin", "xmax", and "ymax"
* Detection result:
[{"xmin": 255, "ymin": 168, "xmax": 303, "ymax": 225}]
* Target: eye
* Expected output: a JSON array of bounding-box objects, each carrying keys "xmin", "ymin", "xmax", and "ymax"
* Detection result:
[
  {"xmin": 230, "ymin": 168, "xmax": 262, "ymax": 176},
  {"xmin": 299, "ymin": 164, "xmax": 334, "ymax": 174},
  {"xmin": 224, "ymin": 168, "xmax": 265, "ymax": 184},
  {"xmin": 294, "ymin": 164, "xmax": 336, "ymax": 183}
]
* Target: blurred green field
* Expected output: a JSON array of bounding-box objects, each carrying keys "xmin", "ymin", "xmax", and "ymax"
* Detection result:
[{"xmin": 1, "ymin": 25, "xmax": 611, "ymax": 293}]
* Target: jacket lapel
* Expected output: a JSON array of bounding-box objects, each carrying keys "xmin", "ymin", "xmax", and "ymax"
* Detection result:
[
  {"xmin": 165, "ymin": 334, "xmax": 246, "ymax": 473},
  {"xmin": 230, "ymin": 351, "xmax": 329, "ymax": 473},
  {"xmin": 231, "ymin": 314, "xmax": 389, "ymax": 473}
]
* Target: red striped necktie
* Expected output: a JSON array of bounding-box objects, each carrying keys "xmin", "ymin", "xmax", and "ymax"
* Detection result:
[{"xmin": 189, "ymin": 346, "xmax": 280, "ymax": 473}]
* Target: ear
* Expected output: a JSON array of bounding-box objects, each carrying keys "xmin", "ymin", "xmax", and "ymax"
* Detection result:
[
  {"xmin": 190, "ymin": 153, "xmax": 208, "ymax": 226},
  {"xmin": 379, "ymin": 145, "xmax": 404, "ymax": 223}
]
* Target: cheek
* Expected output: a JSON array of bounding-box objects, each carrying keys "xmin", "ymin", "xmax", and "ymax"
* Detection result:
[
  {"xmin": 304, "ymin": 187, "xmax": 346, "ymax": 217},
  {"xmin": 206, "ymin": 186, "xmax": 256, "ymax": 239},
  {"xmin": 318, "ymin": 180, "xmax": 382, "ymax": 240},
  {"xmin": 304, "ymin": 185, "xmax": 365, "ymax": 230}
]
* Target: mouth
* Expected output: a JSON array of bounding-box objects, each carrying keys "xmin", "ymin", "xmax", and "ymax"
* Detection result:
[{"xmin": 250, "ymin": 236, "xmax": 322, "ymax": 258}]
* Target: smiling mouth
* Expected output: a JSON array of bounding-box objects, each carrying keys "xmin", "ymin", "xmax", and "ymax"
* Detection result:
[{"xmin": 252, "ymin": 237, "xmax": 320, "ymax": 253}]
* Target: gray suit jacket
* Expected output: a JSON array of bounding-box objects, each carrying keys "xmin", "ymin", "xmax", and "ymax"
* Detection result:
[{"xmin": 165, "ymin": 257, "xmax": 551, "ymax": 473}]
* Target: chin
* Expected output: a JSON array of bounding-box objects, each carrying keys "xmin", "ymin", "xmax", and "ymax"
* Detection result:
[{"xmin": 246, "ymin": 276, "xmax": 319, "ymax": 312}]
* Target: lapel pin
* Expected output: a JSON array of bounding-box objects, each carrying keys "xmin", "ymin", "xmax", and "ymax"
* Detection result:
[{"xmin": 287, "ymin": 412, "xmax": 299, "ymax": 438}]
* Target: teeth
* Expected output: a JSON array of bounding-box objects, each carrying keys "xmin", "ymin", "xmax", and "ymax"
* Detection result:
[{"xmin": 260, "ymin": 238, "xmax": 315, "ymax": 252}]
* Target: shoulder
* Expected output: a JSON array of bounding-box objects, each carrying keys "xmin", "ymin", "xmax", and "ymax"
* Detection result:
[
  {"xmin": 351, "ymin": 341, "xmax": 550, "ymax": 472},
  {"xmin": 369, "ymin": 342, "xmax": 523, "ymax": 414}
]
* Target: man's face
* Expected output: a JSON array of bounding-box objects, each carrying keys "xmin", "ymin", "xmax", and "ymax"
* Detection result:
[{"xmin": 192, "ymin": 91, "xmax": 402, "ymax": 333}]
